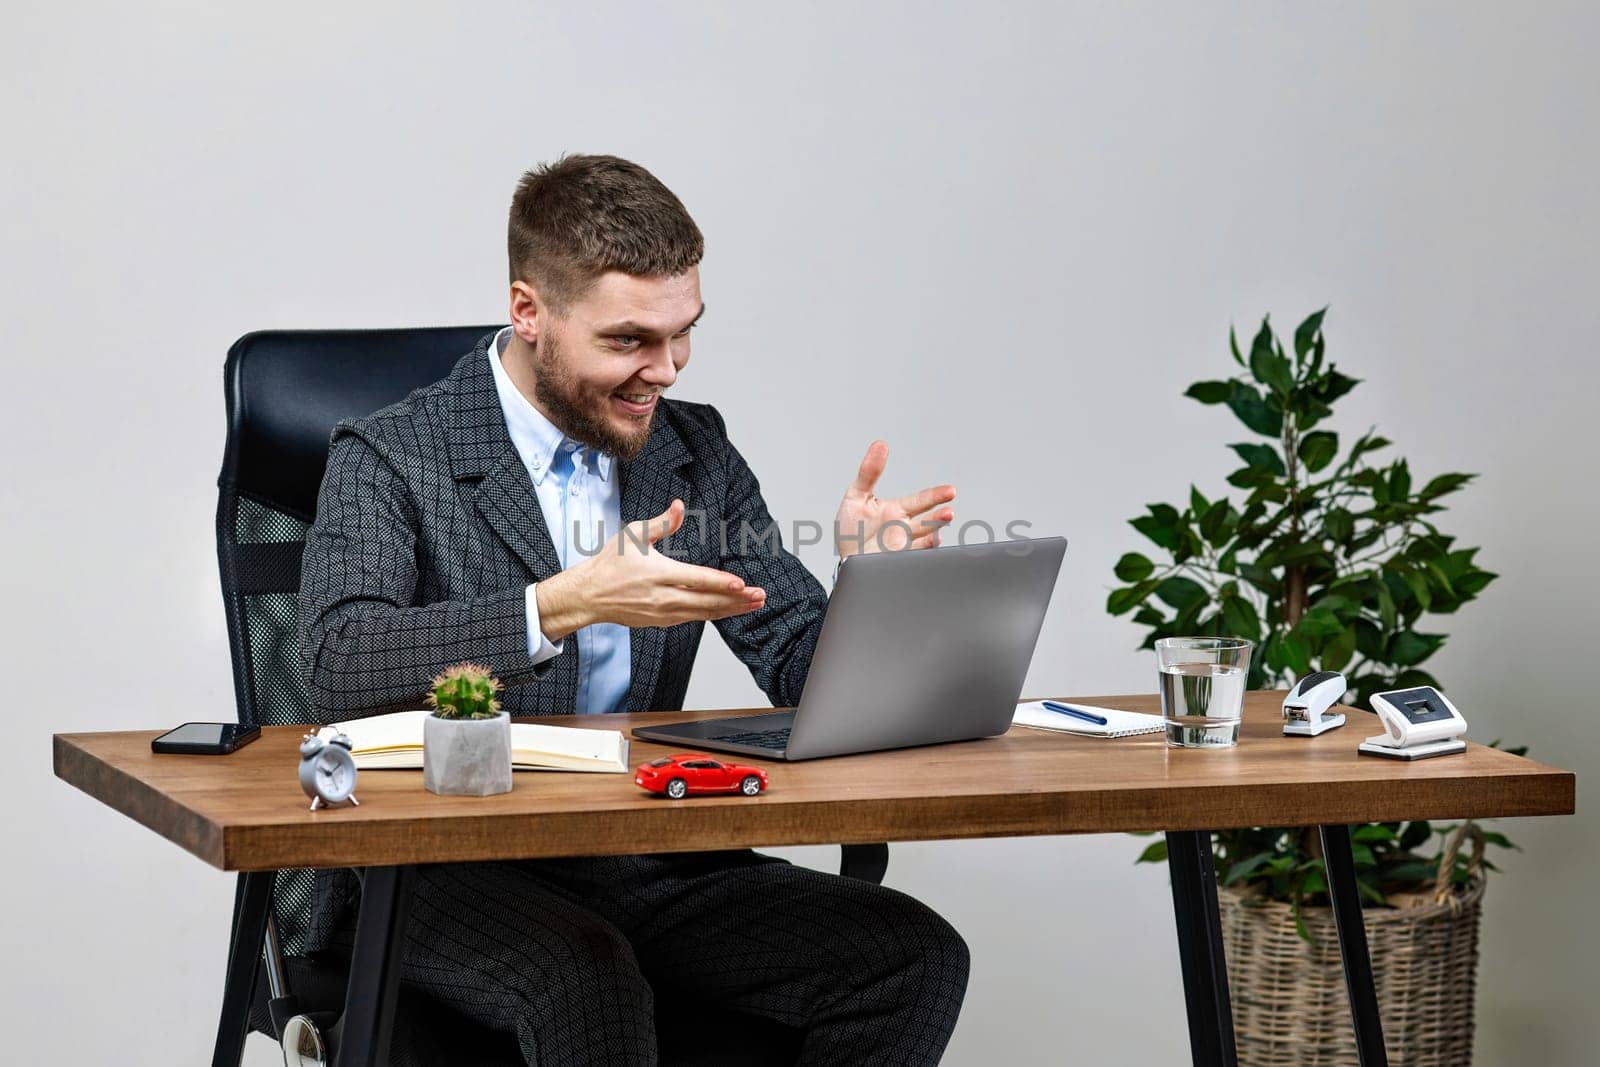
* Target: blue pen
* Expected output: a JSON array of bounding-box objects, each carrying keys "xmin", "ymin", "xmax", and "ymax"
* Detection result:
[{"xmin": 1042, "ymin": 700, "xmax": 1109, "ymax": 726}]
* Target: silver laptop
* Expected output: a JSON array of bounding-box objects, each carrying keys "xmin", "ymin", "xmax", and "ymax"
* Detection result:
[{"xmin": 631, "ymin": 535, "xmax": 1067, "ymax": 760}]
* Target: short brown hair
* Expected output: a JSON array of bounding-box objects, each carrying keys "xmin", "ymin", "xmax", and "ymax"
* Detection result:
[{"xmin": 508, "ymin": 154, "xmax": 704, "ymax": 313}]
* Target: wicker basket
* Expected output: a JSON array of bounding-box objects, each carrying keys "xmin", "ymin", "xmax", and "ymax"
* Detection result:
[{"xmin": 1220, "ymin": 824, "xmax": 1486, "ymax": 1066}]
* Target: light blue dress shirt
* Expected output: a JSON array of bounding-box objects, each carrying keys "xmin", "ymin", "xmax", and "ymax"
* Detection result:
[{"xmin": 488, "ymin": 326, "xmax": 632, "ymax": 714}]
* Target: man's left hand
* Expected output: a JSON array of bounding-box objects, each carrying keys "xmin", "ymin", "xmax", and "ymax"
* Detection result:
[{"xmin": 834, "ymin": 440, "xmax": 956, "ymax": 558}]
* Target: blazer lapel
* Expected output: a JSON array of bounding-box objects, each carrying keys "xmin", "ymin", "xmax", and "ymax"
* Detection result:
[
  {"xmin": 475, "ymin": 451, "xmax": 563, "ymax": 580},
  {"xmin": 442, "ymin": 332, "xmax": 562, "ymax": 581},
  {"xmin": 618, "ymin": 413, "xmax": 692, "ymax": 711}
]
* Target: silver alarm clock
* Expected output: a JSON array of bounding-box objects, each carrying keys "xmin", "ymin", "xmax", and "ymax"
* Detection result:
[{"xmin": 298, "ymin": 730, "xmax": 360, "ymax": 811}]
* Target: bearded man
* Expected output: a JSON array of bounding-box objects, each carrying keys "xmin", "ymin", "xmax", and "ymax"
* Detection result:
[{"xmin": 297, "ymin": 154, "xmax": 968, "ymax": 1065}]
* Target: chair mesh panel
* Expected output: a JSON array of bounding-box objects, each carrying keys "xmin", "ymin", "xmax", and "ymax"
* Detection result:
[
  {"xmin": 236, "ymin": 494, "xmax": 310, "ymax": 544},
  {"xmin": 229, "ymin": 496, "xmax": 317, "ymax": 955},
  {"xmin": 243, "ymin": 592, "xmax": 312, "ymax": 727}
]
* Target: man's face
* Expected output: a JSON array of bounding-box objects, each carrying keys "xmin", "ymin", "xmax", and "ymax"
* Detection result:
[{"xmin": 524, "ymin": 267, "xmax": 702, "ymax": 461}]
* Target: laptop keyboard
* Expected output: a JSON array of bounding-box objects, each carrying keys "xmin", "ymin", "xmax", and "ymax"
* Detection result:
[{"xmin": 711, "ymin": 727, "xmax": 792, "ymax": 749}]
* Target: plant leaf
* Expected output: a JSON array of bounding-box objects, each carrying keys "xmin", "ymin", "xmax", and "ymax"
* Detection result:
[
  {"xmin": 1136, "ymin": 839, "xmax": 1169, "ymax": 864},
  {"xmin": 1454, "ymin": 569, "xmax": 1498, "ymax": 597},
  {"xmin": 1347, "ymin": 431, "xmax": 1392, "ymax": 465},
  {"xmin": 1320, "ymin": 625, "xmax": 1356, "ymax": 672},
  {"xmin": 1295, "ymin": 399, "xmax": 1334, "ymax": 432},
  {"xmin": 1383, "ymin": 861, "xmax": 1437, "ymax": 885},
  {"xmin": 1185, "ymin": 380, "xmax": 1233, "ymax": 405},
  {"xmin": 1132, "ymin": 608, "xmax": 1167, "ymax": 631},
  {"xmin": 1419, "ymin": 472, "xmax": 1475, "ymax": 500},
  {"xmin": 1375, "ymin": 581, "xmax": 1398, "ymax": 631},
  {"xmin": 1391, "ymin": 630, "xmax": 1446, "ymax": 666},
  {"xmin": 1130, "ymin": 510, "xmax": 1181, "ymax": 551},
  {"xmin": 1224, "ymin": 852, "xmax": 1275, "ymax": 884},
  {"xmin": 1389, "ymin": 460, "xmax": 1412, "ymax": 501},
  {"xmin": 1353, "ymin": 824, "xmax": 1398, "ymax": 843},
  {"xmin": 1400, "ymin": 569, "xmax": 1432, "ymax": 611},
  {"xmin": 1248, "ymin": 319, "xmax": 1292, "ymax": 395},
  {"xmin": 1200, "ymin": 500, "xmax": 1233, "ymax": 546},
  {"xmin": 1228, "ymin": 465, "xmax": 1274, "ymax": 489},
  {"xmin": 1280, "ymin": 634, "xmax": 1311, "ymax": 676},
  {"xmin": 1323, "ymin": 506, "xmax": 1355, "ymax": 544},
  {"xmin": 1252, "ymin": 344, "xmax": 1293, "ymax": 396},
  {"xmin": 1293, "ymin": 307, "xmax": 1327, "ymax": 361},
  {"xmin": 1298, "ymin": 431, "xmax": 1338, "ymax": 473},
  {"xmin": 1107, "ymin": 580, "xmax": 1160, "ymax": 616},
  {"xmin": 1315, "ymin": 367, "xmax": 1361, "ymax": 404},
  {"xmin": 1221, "ymin": 595, "xmax": 1262, "ymax": 641},
  {"xmin": 1227, "ymin": 381, "xmax": 1284, "ymax": 437},
  {"xmin": 1296, "ymin": 607, "xmax": 1346, "ymax": 641},
  {"xmin": 1230, "ymin": 442, "xmax": 1286, "ymax": 476},
  {"xmin": 1114, "ymin": 552, "xmax": 1156, "ymax": 582},
  {"xmin": 1156, "ymin": 576, "xmax": 1209, "ymax": 612}
]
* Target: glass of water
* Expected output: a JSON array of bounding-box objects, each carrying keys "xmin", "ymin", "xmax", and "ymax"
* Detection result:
[{"xmin": 1156, "ymin": 637, "xmax": 1253, "ymax": 748}]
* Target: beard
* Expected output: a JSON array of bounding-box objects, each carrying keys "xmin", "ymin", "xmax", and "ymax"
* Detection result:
[{"xmin": 531, "ymin": 330, "xmax": 657, "ymax": 461}]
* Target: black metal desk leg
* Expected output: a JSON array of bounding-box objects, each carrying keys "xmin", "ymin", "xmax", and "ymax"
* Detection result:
[
  {"xmin": 1320, "ymin": 824, "xmax": 1389, "ymax": 1066},
  {"xmin": 1165, "ymin": 831, "xmax": 1238, "ymax": 1067},
  {"xmin": 1171, "ymin": 831, "xmax": 1241, "ymax": 1067},
  {"xmin": 335, "ymin": 865, "xmax": 417, "ymax": 1067},
  {"xmin": 212, "ymin": 871, "xmax": 274, "ymax": 1067}
]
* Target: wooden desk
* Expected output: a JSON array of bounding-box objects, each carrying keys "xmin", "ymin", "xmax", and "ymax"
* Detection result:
[{"xmin": 54, "ymin": 694, "xmax": 1575, "ymax": 1067}]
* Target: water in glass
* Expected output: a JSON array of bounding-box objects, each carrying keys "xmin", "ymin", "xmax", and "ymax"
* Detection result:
[{"xmin": 1159, "ymin": 662, "xmax": 1247, "ymax": 747}]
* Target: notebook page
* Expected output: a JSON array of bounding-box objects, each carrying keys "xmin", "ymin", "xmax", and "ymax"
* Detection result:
[
  {"xmin": 1012, "ymin": 700, "xmax": 1165, "ymax": 738},
  {"xmin": 329, "ymin": 709, "xmax": 628, "ymax": 771}
]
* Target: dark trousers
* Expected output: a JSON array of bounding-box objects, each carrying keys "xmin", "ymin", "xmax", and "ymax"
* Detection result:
[{"xmin": 328, "ymin": 850, "xmax": 970, "ymax": 1066}]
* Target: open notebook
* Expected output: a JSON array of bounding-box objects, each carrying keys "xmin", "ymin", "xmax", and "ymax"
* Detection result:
[
  {"xmin": 328, "ymin": 709, "xmax": 630, "ymax": 773},
  {"xmin": 1013, "ymin": 700, "xmax": 1166, "ymax": 738}
]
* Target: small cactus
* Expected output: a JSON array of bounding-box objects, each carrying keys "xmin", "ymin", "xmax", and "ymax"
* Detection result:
[{"xmin": 426, "ymin": 662, "xmax": 504, "ymax": 720}]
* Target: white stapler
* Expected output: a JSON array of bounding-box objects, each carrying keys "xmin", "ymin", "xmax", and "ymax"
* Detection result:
[
  {"xmin": 1358, "ymin": 685, "xmax": 1468, "ymax": 760},
  {"xmin": 1282, "ymin": 671, "xmax": 1348, "ymax": 736}
]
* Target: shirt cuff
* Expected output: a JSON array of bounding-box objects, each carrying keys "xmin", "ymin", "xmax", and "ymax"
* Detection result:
[{"xmin": 524, "ymin": 583, "xmax": 566, "ymax": 664}]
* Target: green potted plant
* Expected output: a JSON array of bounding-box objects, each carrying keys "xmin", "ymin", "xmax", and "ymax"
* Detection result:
[
  {"xmin": 1108, "ymin": 310, "xmax": 1515, "ymax": 1065},
  {"xmin": 423, "ymin": 662, "xmax": 512, "ymax": 797}
]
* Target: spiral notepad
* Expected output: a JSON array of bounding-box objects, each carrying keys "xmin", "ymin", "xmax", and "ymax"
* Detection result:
[{"xmin": 1012, "ymin": 700, "xmax": 1166, "ymax": 738}]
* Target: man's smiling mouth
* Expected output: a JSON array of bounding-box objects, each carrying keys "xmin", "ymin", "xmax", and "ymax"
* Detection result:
[{"xmin": 613, "ymin": 391, "xmax": 659, "ymax": 415}]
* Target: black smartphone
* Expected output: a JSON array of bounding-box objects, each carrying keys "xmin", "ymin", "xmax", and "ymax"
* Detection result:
[{"xmin": 151, "ymin": 722, "xmax": 261, "ymax": 755}]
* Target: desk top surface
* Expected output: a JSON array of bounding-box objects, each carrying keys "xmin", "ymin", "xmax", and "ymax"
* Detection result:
[{"xmin": 53, "ymin": 693, "xmax": 1575, "ymax": 872}]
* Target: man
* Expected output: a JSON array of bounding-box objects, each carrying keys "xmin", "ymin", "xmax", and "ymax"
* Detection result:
[{"xmin": 298, "ymin": 154, "xmax": 967, "ymax": 1065}]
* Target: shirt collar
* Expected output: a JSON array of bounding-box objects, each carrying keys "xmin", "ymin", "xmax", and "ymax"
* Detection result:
[{"xmin": 487, "ymin": 326, "xmax": 614, "ymax": 484}]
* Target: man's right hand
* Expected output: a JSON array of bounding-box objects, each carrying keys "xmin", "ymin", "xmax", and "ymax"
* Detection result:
[{"xmin": 534, "ymin": 499, "xmax": 766, "ymax": 641}]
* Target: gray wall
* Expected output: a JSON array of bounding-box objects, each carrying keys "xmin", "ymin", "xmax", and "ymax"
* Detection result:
[{"xmin": 4, "ymin": 3, "xmax": 1593, "ymax": 1063}]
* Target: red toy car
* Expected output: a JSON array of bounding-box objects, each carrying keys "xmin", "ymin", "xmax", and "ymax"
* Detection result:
[{"xmin": 635, "ymin": 754, "xmax": 768, "ymax": 799}]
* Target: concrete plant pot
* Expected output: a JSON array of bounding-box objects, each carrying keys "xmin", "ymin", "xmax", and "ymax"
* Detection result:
[{"xmin": 423, "ymin": 711, "xmax": 513, "ymax": 797}]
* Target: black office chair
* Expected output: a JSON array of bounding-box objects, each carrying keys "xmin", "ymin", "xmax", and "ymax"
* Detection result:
[{"xmin": 212, "ymin": 325, "xmax": 890, "ymax": 1066}]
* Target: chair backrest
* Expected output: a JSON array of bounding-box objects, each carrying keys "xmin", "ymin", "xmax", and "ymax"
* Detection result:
[{"xmin": 215, "ymin": 325, "xmax": 497, "ymax": 949}]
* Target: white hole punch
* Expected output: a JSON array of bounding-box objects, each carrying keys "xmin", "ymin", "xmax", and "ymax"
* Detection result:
[
  {"xmin": 1282, "ymin": 671, "xmax": 1348, "ymax": 736},
  {"xmin": 1358, "ymin": 685, "xmax": 1468, "ymax": 760}
]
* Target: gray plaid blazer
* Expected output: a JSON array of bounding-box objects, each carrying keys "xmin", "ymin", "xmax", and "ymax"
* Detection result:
[
  {"xmin": 299, "ymin": 329, "xmax": 828, "ymax": 723},
  {"xmin": 295, "ymin": 330, "xmax": 829, "ymax": 949}
]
